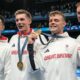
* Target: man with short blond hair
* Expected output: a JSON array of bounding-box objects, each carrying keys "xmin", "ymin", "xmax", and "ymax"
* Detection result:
[
  {"xmin": 76, "ymin": 2, "xmax": 80, "ymax": 43},
  {"xmin": 35, "ymin": 10, "xmax": 80, "ymax": 80},
  {"xmin": 76, "ymin": 2, "xmax": 80, "ymax": 22}
]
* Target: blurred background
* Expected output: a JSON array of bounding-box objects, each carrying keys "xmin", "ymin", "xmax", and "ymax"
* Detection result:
[
  {"xmin": 0, "ymin": 0, "xmax": 80, "ymax": 79},
  {"xmin": 0, "ymin": 0, "xmax": 80, "ymax": 39}
]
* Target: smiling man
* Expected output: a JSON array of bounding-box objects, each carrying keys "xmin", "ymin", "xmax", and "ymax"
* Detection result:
[
  {"xmin": 35, "ymin": 10, "xmax": 80, "ymax": 80},
  {"xmin": 76, "ymin": 2, "xmax": 80, "ymax": 43},
  {"xmin": 0, "ymin": 15, "xmax": 8, "ymax": 42},
  {"xmin": 76, "ymin": 2, "xmax": 80, "ymax": 23},
  {"xmin": 9, "ymin": 9, "xmax": 35, "ymax": 80},
  {"xmin": 9, "ymin": 9, "xmax": 46, "ymax": 80}
]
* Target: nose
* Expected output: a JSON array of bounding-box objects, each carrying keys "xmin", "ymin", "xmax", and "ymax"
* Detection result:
[
  {"xmin": 16, "ymin": 20, "xmax": 21, "ymax": 24},
  {"xmin": 51, "ymin": 21, "xmax": 55, "ymax": 25}
]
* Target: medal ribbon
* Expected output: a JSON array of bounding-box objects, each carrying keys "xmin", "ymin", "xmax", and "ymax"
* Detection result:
[
  {"xmin": 43, "ymin": 33, "xmax": 65, "ymax": 48},
  {"xmin": 18, "ymin": 36, "xmax": 28, "ymax": 62}
]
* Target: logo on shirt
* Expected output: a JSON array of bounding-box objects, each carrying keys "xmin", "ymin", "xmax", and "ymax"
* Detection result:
[
  {"xmin": 44, "ymin": 49, "xmax": 49, "ymax": 53},
  {"xmin": 12, "ymin": 44, "xmax": 15, "ymax": 47},
  {"xmin": 66, "ymin": 44, "xmax": 69, "ymax": 48}
]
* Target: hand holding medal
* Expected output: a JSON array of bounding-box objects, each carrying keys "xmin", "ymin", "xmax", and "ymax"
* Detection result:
[
  {"xmin": 17, "ymin": 29, "xmax": 41, "ymax": 71},
  {"xmin": 28, "ymin": 29, "xmax": 42, "ymax": 44}
]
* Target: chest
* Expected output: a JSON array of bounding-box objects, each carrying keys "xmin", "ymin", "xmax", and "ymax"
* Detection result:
[
  {"xmin": 11, "ymin": 37, "xmax": 28, "ymax": 55},
  {"xmin": 42, "ymin": 40, "xmax": 75, "ymax": 61}
]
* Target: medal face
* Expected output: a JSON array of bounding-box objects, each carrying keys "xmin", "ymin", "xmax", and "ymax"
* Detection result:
[
  {"xmin": 35, "ymin": 30, "xmax": 41, "ymax": 35},
  {"xmin": 17, "ymin": 61, "xmax": 23, "ymax": 70}
]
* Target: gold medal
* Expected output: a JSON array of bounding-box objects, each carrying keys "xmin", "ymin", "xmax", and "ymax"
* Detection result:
[
  {"xmin": 17, "ymin": 61, "xmax": 23, "ymax": 70},
  {"xmin": 35, "ymin": 29, "xmax": 42, "ymax": 35}
]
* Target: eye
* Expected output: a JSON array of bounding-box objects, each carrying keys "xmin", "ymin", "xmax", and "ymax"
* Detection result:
[
  {"xmin": 20, "ymin": 18, "xmax": 24, "ymax": 21},
  {"xmin": 54, "ymin": 19, "xmax": 59, "ymax": 22},
  {"xmin": 77, "ymin": 12, "xmax": 80, "ymax": 15},
  {"xmin": 49, "ymin": 19, "xmax": 52, "ymax": 22},
  {"xmin": 16, "ymin": 19, "xmax": 18, "ymax": 22},
  {"xmin": 16, "ymin": 18, "xmax": 25, "ymax": 22}
]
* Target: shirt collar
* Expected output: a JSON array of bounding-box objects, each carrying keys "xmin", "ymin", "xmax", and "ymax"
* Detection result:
[{"xmin": 17, "ymin": 28, "xmax": 32, "ymax": 36}]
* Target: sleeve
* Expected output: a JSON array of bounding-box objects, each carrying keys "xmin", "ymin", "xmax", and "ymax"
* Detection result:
[
  {"xmin": 33, "ymin": 38, "xmax": 39, "ymax": 54},
  {"xmin": 29, "ymin": 51, "xmax": 45, "ymax": 80},
  {"xmin": 77, "ymin": 44, "xmax": 80, "ymax": 67},
  {"xmin": 31, "ymin": 34, "xmax": 47, "ymax": 78},
  {"xmin": 28, "ymin": 42, "xmax": 45, "ymax": 80},
  {"xmin": 9, "ymin": 36, "xmax": 14, "ymax": 44},
  {"xmin": 34, "ymin": 51, "xmax": 46, "ymax": 70},
  {"xmin": 4, "ymin": 45, "xmax": 11, "ymax": 80},
  {"xmin": 34, "ymin": 34, "xmax": 49, "ymax": 54},
  {"xmin": 72, "ymin": 41, "xmax": 80, "ymax": 67},
  {"xmin": 9, "ymin": 35, "xmax": 16, "ymax": 46},
  {"xmin": 76, "ymin": 35, "xmax": 80, "ymax": 43}
]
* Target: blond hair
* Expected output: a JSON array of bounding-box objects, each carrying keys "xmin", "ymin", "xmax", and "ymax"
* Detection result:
[
  {"xmin": 49, "ymin": 10, "xmax": 66, "ymax": 21},
  {"xmin": 76, "ymin": 2, "xmax": 80, "ymax": 8},
  {"xmin": 15, "ymin": 9, "xmax": 32, "ymax": 20}
]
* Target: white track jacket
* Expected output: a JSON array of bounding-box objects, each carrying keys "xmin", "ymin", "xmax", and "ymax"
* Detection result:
[
  {"xmin": 9, "ymin": 34, "xmax": 34, "ymax": 80},
  {"xmin": 77, "ymin": 35, "xmax": 80, "ymax": 43},
  {"xmin": 9, "ymin": 31, "xmax": 47, "ymax": 80},
  {"xmin": 0, "ymin": 42, "xmax": 11, "ymax": 80},
  {"xmin": 35, "ymin": 32, "xmax": 80, "ymax": 80}
]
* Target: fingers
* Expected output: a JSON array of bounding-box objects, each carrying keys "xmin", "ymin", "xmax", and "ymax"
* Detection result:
[{"xmin": 28, "ymin": 30, "xmax": 42, "ymax": 44}]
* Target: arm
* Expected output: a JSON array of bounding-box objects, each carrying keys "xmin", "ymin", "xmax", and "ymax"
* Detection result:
[
  {"xmin": 28, "ymin": 43, "xmax": 45, "ymax": 80},
  {"xmin": 4, "ymin": 45, "xmax": 11, "ymax": 80}
]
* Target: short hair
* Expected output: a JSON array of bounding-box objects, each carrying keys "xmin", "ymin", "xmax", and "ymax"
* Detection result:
[
  {"xmin": 0, "ymin": 15, "xmax": 4, "ymax": 24},
  {"xmin": 76, "ymin": 2, "xmax": 80, "ymax": 8},
  {"xmin": 15, "ymin": 9, "xmax": 32, "ymax": 20},
  {"xmin": 49, "ymin": 10, "xmax": 66, "ymax": 21}
]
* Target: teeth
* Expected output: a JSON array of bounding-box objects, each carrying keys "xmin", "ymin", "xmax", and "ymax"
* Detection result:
[
  {"xmin": 18, "ymin": 24, "xmax": 24, "ymax": 28},
  {"xmin": 50, "ymin": 25, "xmax": 57, "ymax": 27}
]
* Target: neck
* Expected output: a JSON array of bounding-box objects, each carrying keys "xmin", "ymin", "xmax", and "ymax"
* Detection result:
[{"xmin": 21, "ymin": 28, "xmax": 30, "ymax": 33}]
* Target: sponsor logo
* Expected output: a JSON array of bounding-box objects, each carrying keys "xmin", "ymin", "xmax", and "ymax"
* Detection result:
[
  {"xmin": 12, "ymin": 44, "xmax": 15, "ymax": 47},
  {"xmin": 11, "ymin": 50, "xmax": 28, "ymax": 54},
  {"xmin": 44, "ymin": 49, "xmax": 49, "ymax": 53},
  {"xmin": 44, "ymin": 53, "xmax": 72, "ymax": 60}
]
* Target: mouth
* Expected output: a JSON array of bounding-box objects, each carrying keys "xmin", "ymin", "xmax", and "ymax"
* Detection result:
[
  {"xmin": 17, "ymin": 24, "xmax": 24, "ymax": 28},
  {"xmin": 49, "ymin": 25, "xmax": 58, "ymax": 32},
  {"xmin": 50, "ymin": 25, "xmax": 57, "ymax": 28}
]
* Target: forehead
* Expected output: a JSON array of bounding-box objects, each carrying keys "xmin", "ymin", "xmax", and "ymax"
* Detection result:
[
  {"xmin": 15, "ymin": 14, "xmax": 27, "ymax": 19},
  {"xmin": 0, "ymin": 19, "xmax": 3, "ymax": 23},
  {"xmin": 77, "ymin": 6, "xmax": 80, "ymax": 11},
  {"xmin": 49, "ymin": 14, "xmax": 63, "ymax": 20}
]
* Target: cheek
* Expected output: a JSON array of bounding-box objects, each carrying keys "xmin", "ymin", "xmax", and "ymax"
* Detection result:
[
  {"xmin": 0, "ymin": 26, "xmax": 3, "ymax": 30},
  {"xmin": 77, "ymin": 15, "xmax": 80, "ymax": 18},
  {"xmin": 49, "ymin": 23, "xmax": 51, "ymax": 26},
  {"xmin": 16, "ymin": 22, "xmax": 18, "ymax": 25},
  {"xmin": 25, "ymin": 19, "xmax": 31, "ymax": 24}
]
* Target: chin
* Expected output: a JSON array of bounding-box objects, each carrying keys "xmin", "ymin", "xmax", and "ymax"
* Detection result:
[{"xmin": 18, "ymin": 29, "xmax": 24, "ymax": 31}]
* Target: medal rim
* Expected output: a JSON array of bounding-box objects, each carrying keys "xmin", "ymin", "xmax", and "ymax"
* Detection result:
[{"xmin": 17, "ymin": 61, "xmax": 23, "ymax": 70}]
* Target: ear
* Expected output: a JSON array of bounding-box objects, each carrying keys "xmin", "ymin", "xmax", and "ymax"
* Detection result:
[
  {"xmin": 63, "ymin": 21, "xmax": 67, "ymax": 27},
  {"xmin": 3, "ymin": 25, "xmax": 5, "ymax": 30},
  {"xmin": 29, "ymin": 19, "xmax": 32, "ymax": 24}
]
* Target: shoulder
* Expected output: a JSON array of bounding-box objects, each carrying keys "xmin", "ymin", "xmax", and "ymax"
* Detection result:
[
  {"xmin": 9, "ymin": 34, "xmax": 18, "ymax": 42},
  {"xmin": 9, "ymin": 34, "xmax": 18, "ymax": 45},
  {"xmin": 0, "ymin": 42, "xmax": 11, "ymax": 50},
  {"xmin": 76, "ymin": 35, "xmax": 80, "ymax": 43},
  {"xmin": 0, "ymin": 35, "xmax": 8, "ymax": 42},
  {"xmin": 66, "ymin": 36, "xmax": 76, "ymax": 42},
  {"xmin": 0, "ymin": 43, "xmax": 11, "ymax": 59},
  {"xmin": 64, "ymin": 36, "xmax": 77, "ymax": 47},
  {"xmin": 0, "ymin": 35, "xmax": 8, "ymax": 40},
  {"xmin": 35, "ymin": 34, "xmax": 49, "ymax": 44},
  {"xmin": 10, "ymin": 34, "xmax": 18, "ymax": 39}
]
